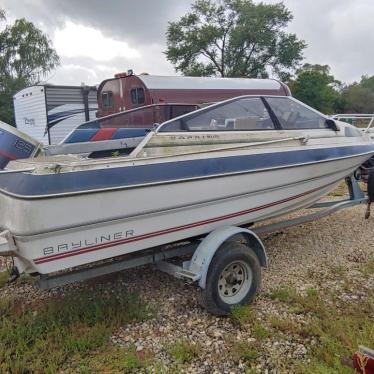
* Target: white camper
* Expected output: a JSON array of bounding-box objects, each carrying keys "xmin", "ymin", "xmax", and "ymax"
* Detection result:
[{"xmin": 13, "ymin": 85, "xmax": 97, "ymax": 145}]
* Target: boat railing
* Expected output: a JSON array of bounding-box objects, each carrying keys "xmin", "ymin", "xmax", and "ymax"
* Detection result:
[{"xmin": 333, "ymin": 113, "xmax": 374, "ymax": 133}]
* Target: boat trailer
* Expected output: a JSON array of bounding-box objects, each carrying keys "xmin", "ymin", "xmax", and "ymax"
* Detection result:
[{"xmin": 2, "ymin": 175, "xmax": 369, "ymax": 315}]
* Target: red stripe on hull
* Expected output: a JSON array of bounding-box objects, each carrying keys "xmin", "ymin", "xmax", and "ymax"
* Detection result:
[
  {"xmin": 33, "ymin": 186, "xmax": 323, "ymax": 265},
  {"xmin": 90, "ymin": 128, "xmax": 117, "ymax": 141},
  {"xmin": 0, "ymin": 149, "xmax": 17, "ymax": 161}
]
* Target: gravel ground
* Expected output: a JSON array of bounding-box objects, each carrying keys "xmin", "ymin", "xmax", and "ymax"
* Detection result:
[{"xmin": 1, "ymin": 203, "xmax": 374, "ymax": 373}]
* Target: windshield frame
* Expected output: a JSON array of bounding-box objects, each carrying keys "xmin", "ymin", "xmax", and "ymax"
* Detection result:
[{"xmin": 156, "ymin": 95, "xmax": 330, "ymax": 133}]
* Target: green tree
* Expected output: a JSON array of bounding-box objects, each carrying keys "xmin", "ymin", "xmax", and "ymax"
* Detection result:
[
  {"xmin": 0, "ymin": 11, "xmax": 59, "ymax": 124},
  {"xmin": 288, "ymin": 64, "xmax": 341, "ymax": 114},
  {"xmin": 165, "ymin": 0, "xmax": 306, "ymax": 79},
  {"xmin": 341, "ymin": 75, "xmax": 374, "ymax": 113}
]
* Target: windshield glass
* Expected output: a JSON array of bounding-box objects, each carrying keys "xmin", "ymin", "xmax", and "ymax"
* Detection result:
[
  {"xmin": 265, "ymin": 97, "xmax": 328, "ymax": 129},
  {"xmin": 159, "ymin": 97, "xmax": 275, "ymax": 132}
]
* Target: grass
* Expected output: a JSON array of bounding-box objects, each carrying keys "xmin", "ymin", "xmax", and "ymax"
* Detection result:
[
  {"xmin": 270, "ymin": 286, "xmax": 327, "ymax": 317},
  {"xmin": 229, "ymin": 341, "xmax": 259, "ymax": 364},
  {"xmin": 269, "ymin": 286, "xmax": 300, "ymax": 303},
  {"xmin": 331, "ymin": 264, "xmax": 348, "ymax": 279},
  {"xmin": 0, "ymin": 270, "xmax": 8, "ymax": 287},
  {"xmin": 269, "ymin": 286, "xmax": 374, "ymax": 373},
  {"xmin": 252, "ymin": 324, "xmax": 270, "ymax": 340},
  {"xmin": 328, "ymin": 182, "xmax": 347, "ymax": 197},
  {"xmin": 0, "ymin": 270, "xmax": 38, "ymax": 288},
  {"xmin": 166, "ymin": 339, "xmax": 199, "ymax": 364},
  {"xmin": 66, "ymin": 345, "xmax": 155, "ymax": 373},
  {"xmin": 0, "ymin": 285, "xmax": 151, "ymax": 373},
  {"xmin": 360, "ymin": 259, "xmax": 374, "ymax": 276},
  {"xmin": 231, "ymin": 304, "xmax": 271, "ymax": 342},
  {"xmin": 296, "ymin": 300, "xmax": 374, "ymax": 373},
  {"xmin": 268, "ymin": 315, "xmax": 301, "ymax": 335},
  {"xmin": 231, "ymin": 304, "xmax": 257, "ymax": 327}
]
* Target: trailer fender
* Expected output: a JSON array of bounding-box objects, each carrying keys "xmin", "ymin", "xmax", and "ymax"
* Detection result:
[{"xmin": 188, "ymin": 226, "xmax": 268, "ymax": 289}]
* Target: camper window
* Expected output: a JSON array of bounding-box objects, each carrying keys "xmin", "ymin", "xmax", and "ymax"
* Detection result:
[
  {"xmin": 130, "ymin": 88, "xmax": 145, "ymax": 105},
  {"xmin": 102, "ymin": 91, "xmax": 114, "ymax": 108}
]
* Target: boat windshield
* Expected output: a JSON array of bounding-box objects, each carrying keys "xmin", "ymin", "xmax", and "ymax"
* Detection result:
[
  {"xmin": 265, "ymin": 97, "xmax": 328, "ymax": 129},
  {"xmin": 158, "ymin": 96, "xmax": 329, "ymax": 132},
  {"xmin": 158, "ymin": 97, "xmax": 275, "ymax": 132}
]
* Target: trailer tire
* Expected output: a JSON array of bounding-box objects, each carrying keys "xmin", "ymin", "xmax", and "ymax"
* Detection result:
[{"xmin": 199, "ymin": 241, "xmax": 261, "ymax": 316}]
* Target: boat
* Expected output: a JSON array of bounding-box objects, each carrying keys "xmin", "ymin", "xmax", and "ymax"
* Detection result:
[{"xmin": 1, "ymin": 95, "xmax": 374, "ymax": 277}]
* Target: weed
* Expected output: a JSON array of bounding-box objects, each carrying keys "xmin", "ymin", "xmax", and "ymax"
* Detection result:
[
  {"xmin": 119, "ymin": 346, "xmax": 154, "ymax": 371},
  {"xmin": 17, "ymin": 272, "xmax": 37, "ymax": 285},
  {"xmin": 252, "ymin": 324, "xmax": 270, "ymax": 340},
  {"xmin": 299, "ymin": 288, "xmax": 328, "ymax": 318},
  {"xmin": 230, "ymin": 341, "xmax": 259, "ymax": 364},
  {"xmin": 306, "ymin": 287, "xmax": 318, "ymax": 298},
  {"xmin": 331, "ymin": 264, "xmax": 347, "ymax": 277},
  {"xmin": 231, "ymin": 304, "xmax": 257, "ymax": 327},
  {"xmin": 166, "ymin": 339, "xmax": 199, "ymax": 363},
  {"xmin": 270, "ymin": 286, "xmax": 327, "ymax": 317},
  {"xmin": 360, "ymin": 259, "xmax": 374, "ymax": 276},
  {"xmin": 245, "ymin": 369, "xmax": 259, "ymax": 374},
  {"xmin": 269, "ymin": 286, "xmax": 299, "ymax": 304},
  {"xmin": 328, "ymin": 182, "xmax": 347, "ymax": 197},
  {"xmin": 268, "ymin": 315, "xmax": 300, "ymax": 335},
  {"xmin": 0, "ymin": 270, "xmax": 8, "ymax": 287},
  {"xmin": 0, "ymin": 270, "xmax": 38, "ymax": 288}
]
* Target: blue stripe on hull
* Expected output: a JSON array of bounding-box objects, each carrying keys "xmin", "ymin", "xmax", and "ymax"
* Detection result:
[
  {"xmin": 0, "ymin": 145, "xmax": 373, "ymax": 198},
  {"xmin": 63, "ymin": 128, "xmax": 149, "ymax": 144},
  {"xmin": 112, "ymin": 128, "xmax": 149, "ymax": 139},
  {"xmin": 63, "ymin": 129, "xmax": 98, "ymax": 143}
]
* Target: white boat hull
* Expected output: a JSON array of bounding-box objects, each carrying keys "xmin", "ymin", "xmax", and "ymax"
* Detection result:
[{"xmin": 6, "ymin": 151, "xmax": 369, "ymax": 274}]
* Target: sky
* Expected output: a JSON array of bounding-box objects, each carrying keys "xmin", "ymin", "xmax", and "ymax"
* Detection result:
[{"xmin": 1, "ymin": 0, "xmax": 373, "ymax": 86}]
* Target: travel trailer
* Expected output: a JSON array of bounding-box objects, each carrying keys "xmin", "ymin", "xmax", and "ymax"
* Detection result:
[
  {"xmin": 96, "ymin": 72, "xmax": 291, "ymax": 121},
  {"xmin": 13, "ymin": 84, "xmax": 97, "ymax": 145}
]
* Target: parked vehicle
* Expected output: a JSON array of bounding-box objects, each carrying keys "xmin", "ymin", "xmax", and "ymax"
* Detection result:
[
  {"xmin": 13, "ymin": 84, "xmax": 97, "ymax": 145},
  {"xmin": 1, "ymin": 95, "xmax": 374, "ymax": 314},
  {"xmin": 96, "ymin": 72, "xmax": 291, "ymax": 120}
]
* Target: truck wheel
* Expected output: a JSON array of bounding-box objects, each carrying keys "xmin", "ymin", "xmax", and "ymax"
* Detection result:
[{"xmin": 199, "ymin": 241, "xmax": 261, "ymax": 316}]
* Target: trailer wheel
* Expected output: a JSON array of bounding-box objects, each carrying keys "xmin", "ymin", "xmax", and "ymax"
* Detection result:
[{"xmin": 199, "ymin": 241, "xmax": 261, "ymax": 316}]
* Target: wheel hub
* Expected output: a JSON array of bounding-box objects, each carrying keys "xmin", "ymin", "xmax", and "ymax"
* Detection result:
[{"xmin": 218, "ymin": 261, "xmax": 249, "ymax": 299}]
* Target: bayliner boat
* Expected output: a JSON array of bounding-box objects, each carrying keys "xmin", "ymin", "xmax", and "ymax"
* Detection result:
[{"xmin": 1, "ymin": 95, "xmax": 374, "ymax": 276}]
